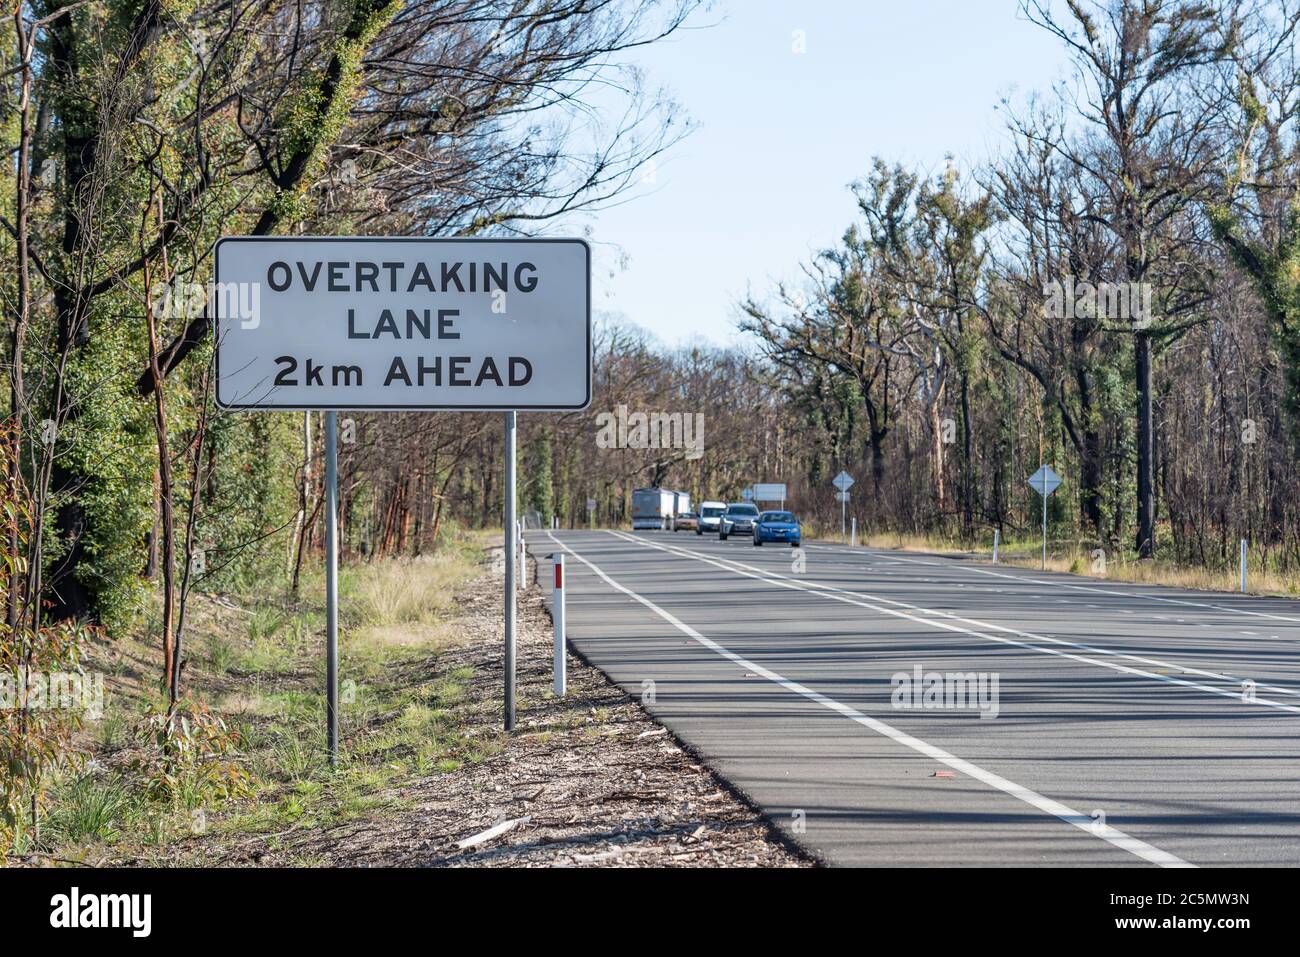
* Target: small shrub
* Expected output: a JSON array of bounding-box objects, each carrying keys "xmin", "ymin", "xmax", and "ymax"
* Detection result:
[
  {"xmin": 131, "ymin": 704, "xmax": 251, "ymax": 808},
  {"xmin": 247, "ymin": 607, "xmax": 288, "ymax": 643},
  {"xmin": 264, "ymin": 729, "xmax": 329, "ymax": 783},
  {"xmin": 208, "ymin": 633, "xmax": 236, "ymax": 675},
  {"xmin": 44, "ymin": 773, "xmax": 131, "ymax": 846},
  {"xmin": 95, "ymin": 710, "xmax": 129, "ymax": 750}
]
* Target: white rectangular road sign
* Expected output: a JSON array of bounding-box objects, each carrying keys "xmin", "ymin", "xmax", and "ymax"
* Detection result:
[
  {"xmin": 835, "ymin": 490, "xmax": 850, "ymax": 503},
  {"xmin": 214, "ymin": 237, "xmax": 591, "ymax": 411},
  {"xmin": 751, "ymin": 483, "xmax": 787, "ymax": 502}
]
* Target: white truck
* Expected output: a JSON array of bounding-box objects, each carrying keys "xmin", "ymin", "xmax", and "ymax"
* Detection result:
[
  {"xmin": 673, "ymin": 490, "xmax": 692, "ymax": 527},
  {"xmin": 632, "ymin": 487, "xmax": 690, "ymax": 530}
]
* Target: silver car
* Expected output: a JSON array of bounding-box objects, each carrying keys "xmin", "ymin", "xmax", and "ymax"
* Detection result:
[{"xmin": 718, "ymin": 503, "xmax": 760, "ymax": 540}]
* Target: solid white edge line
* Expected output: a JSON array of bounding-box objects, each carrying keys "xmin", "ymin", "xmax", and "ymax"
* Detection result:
[
  {"xmin": 806, "ymin": 543, "xmax": 1300, "ymax": 626},
  {"xmin": 547, "ymin": 531, "xmax": 1193, "ymax": 869}
]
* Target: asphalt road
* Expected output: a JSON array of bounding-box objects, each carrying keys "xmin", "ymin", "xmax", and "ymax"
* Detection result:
[{"xmin": 530, "ymin": 529, "xmax": 1300, "ymax": 867}]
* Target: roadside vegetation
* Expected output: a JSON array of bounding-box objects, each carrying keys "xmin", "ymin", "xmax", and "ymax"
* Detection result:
[{"xmin": 7, "ymin": 531, "xmax": 489, "ymax": 863}]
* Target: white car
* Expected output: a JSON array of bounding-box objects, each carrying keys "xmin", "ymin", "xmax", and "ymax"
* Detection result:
[{"xmin": 696, "ymin": 501, "xmax": 726, "ymax": 535}]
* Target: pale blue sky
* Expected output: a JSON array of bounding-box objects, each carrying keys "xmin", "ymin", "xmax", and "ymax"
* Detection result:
[{"xmin": 574, "ymin": 0, "xmax": 1071, "ymax": 346}]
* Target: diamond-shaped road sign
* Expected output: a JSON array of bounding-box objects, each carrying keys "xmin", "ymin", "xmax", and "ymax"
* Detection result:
[
  {"xmin": 741, "ymin": 487, "xmax": 755, "ymax": 501},
  {"xmin": 1027, "ymin": 464, "xmax": 1062, "ymax": 497},
  {"xmin": 832, "ymin": 471, "xmax": 855, "ymax": 492}
]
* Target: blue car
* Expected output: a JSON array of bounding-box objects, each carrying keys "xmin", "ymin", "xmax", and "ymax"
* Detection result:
[{"xmin": 752, "ymin": 511, "xmax": 801, "ymax": 547}]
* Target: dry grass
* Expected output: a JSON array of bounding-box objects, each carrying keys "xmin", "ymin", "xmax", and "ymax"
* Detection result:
[
  {"xmin": 995, "ymin": 550, "xmax": 1300, "ymax": 596},
  {"xmin": 833, "ymin": 530, "xmax": 1300, "ymax": 597},
  {"xmin": 813, "ymin": 527, "xmax": 970, "ymax": 554},
  {"xmin": 118, "ymin": 541, "xmax": 807, "ymax": 868},
  {"xmin": 349, "ymin": 548, "xmax": 481, "ymax": 628},
  {"xmin": 860, "ymin": 531, "xmax": 969, "ymax": 554}
]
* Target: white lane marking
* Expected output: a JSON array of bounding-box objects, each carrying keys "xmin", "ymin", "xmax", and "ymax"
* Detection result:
[
  {"xmin": 552, "ymin": 532, "xmax": 1191, "ymax": 868},
  {"xmin": 611, "ymin": 532, "xmax": 1300, "ymax": 710},
  {"xmin": 863, "ymin": 549, "xmax": 1300, "ymax": 627},
  {"xmin": 796, "ymin": 543, "xmax": 1300, "ymax": 693}
]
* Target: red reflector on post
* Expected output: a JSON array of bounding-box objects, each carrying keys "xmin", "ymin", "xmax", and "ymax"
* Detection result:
[{"xmin": 555, "ymin": 562, "xmax": 563, "ymax": 589}]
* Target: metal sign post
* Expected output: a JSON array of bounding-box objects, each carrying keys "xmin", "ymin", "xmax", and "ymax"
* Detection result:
[
  {"xmin": 325, "ymin": 411, "xmax": 339, "ymax": 767},
  {"xmin": 504, "ymin": 411, "xmax": 517, "ymax": 731},
  {"xmin": 836, "ymin": 491, "xmax": 851, "ymax": 536},
  {"xmin": 832, "ymin": 471, "xmax": 855, "ymax": 539},
  {"xmin": 1027, "ymin": 465, "xmax": 1062, "ymax": 571}
]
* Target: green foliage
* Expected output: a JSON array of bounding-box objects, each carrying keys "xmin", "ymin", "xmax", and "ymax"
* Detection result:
[
  {"xmin": 59, "ymin": 312, "xmax": 157, "ymax": 632},
  {"xmin": 264, "ymin": 0, "xmax": 404, "ymax": 233},
  {"xmin": 43, "ymin": 773, "xmax": 133, "ymax": 846},
  {"xmin": 0, "ymin": 423, "xmax": 93, "ymax": 848},
  {"xmin": 0, "ymin": 621, "xmax": 90, "ymax": 844},
  {"xmin": 529, "ymin": 429, "xmax": 554, "ymax": 523},
  {"xmin": 197, "ymin": 410, "xmax": 301, "ymax": 595},
  {"xmin": 130, "ymin": 703, "xmax": 251, "ymax": 807}
]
